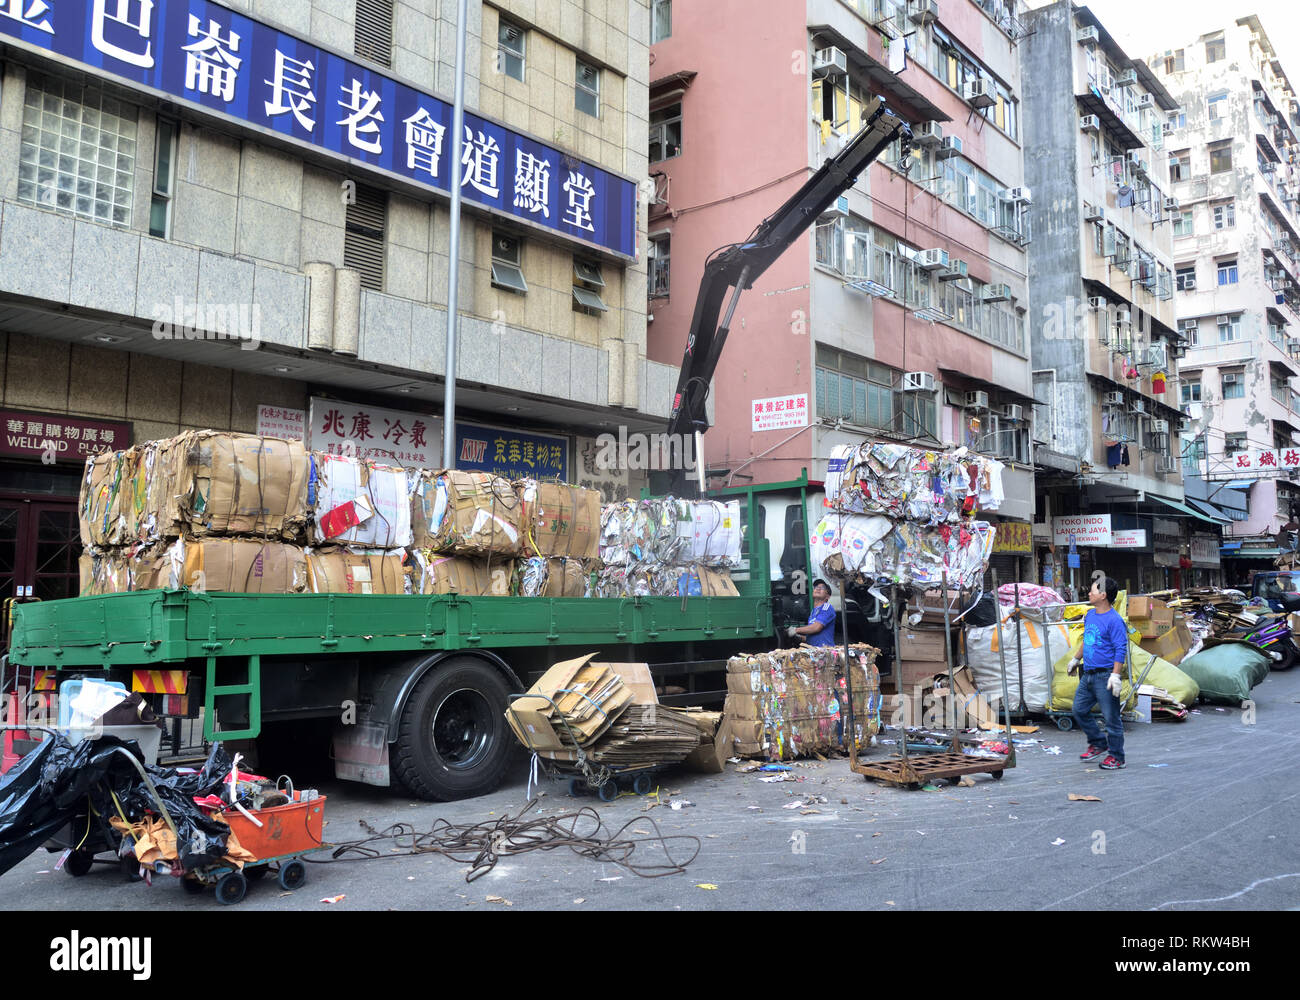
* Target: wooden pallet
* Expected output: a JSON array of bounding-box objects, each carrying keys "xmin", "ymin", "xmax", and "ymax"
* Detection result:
[{"xmin": 850, "ymin": 751, "xmax": 1008, "ymax": 787}]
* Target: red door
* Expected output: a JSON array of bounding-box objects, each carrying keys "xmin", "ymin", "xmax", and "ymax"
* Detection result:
[{"xmin": 1, "ymin": 498, "xmax": 80, "ymax": 602}]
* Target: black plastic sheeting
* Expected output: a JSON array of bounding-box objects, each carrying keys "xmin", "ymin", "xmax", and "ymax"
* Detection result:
[{"xmin": 0, "ymin": 735, "xmax": 238, "ymax": 877}]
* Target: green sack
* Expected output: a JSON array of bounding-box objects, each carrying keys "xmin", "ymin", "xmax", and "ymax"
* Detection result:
[{"xmin": 1176, "ymin": 641, "xmax": 1271, "ymax": 704}]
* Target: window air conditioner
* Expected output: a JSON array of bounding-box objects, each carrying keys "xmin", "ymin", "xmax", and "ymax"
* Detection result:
[
  {"xmin": 982, "ymin": 283, "xmax": 1013, "ymax": 302},
  {"xmin": 965, "ymin": 390, "xmax": 991, "ymax": 410},
  {"xmin": 936, "ymin": 135, "xmax": 963, "ymax": 159},
  {"xmin": 964, "ymin": 79, "xmax": 995, "ymax": 108},
  {"xmin": 909, "ymin": 0, "xmax": 939, "ymax": 27},
  {"xmin": 1084, "ymin": 203, "xmax": 1106, "ymax": 222},
  {"xmin": 1088, "ymin": 296, "xmax": 1108, "ymax": 310},
  {"xmin": 918, "ymin": 248, "xmax": 950, "ymax": 270},
  {"xmin": 1163, "ymin": 196, "xmax": 1179, "ymax": 213},
  {"xmin": 812, "ymin": 47, "xmax": 848, "ymax": 78},
  {"xmin": 1131, "ymin": 398, "xmax": 1147, "ymax": 414},
  {"xmin": 1151, "ymin": 418, "xmax": 1169, "ymax": 434},
  {"xmin": 903, "ymin": 371, "xmax": 936, "ymax": 392},
  {"xmin": 1115, "ymin": 307, "xmax": 1132, "ymax": 325},
  {"xmin": 1003, "ymin": 186, "xmax": 1033, "ymax": 204},
  {"xmin": 1137, "ymin": 93, "xmax": 1153, "ymax": 108},
  {"xmin": 1104, "ymin": 391, "xmax": 1125, "ymax": 406},
  {"xmin": 914, "ymin": 121, "xmax": 944, "ymax": 147},
  {"xmin": 1080, "ymin": 114, "xmax": 1100, "ymax": 132},
  {"xmin": 1222, "ymin": 373, "xmax": 1239, "ymax": 385},
  {"xmin": 1077, "ymin": 26, "xmax": 1099, "ymax": 46},
  {"xmin": 939, "ymin": 258, "xmax": 969, "ymax": 280},
  {"xmin": 1162, "ymin": 122, "xmax": 1176, "ymax": 136},
  {"xmin": 1002, "ymin": 404, "xmax": 1024, "ymax": 422},
  {"xmin": 1115, "ymin": 69, "xmax": 1138, "ymax": 88}
]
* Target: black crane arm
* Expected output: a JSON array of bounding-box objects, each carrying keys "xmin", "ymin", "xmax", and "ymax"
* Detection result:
[{"xmin": 665, "ymin": 96, "xmax": 912, "ymax": 441}]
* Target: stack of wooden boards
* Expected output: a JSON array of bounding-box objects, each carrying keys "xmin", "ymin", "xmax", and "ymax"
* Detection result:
[
  {"xmin": 504, "ymin": 655, "xmax": 729, "ymax": 773},
  {"xmin": 76, "ymin": 432, "xmax": 741, "ymax": 600}
]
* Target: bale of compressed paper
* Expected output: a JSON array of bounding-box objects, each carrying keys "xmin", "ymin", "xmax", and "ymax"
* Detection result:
[
  {"xmin": 309, "ymin": 452, "xmax": 412, "ymax": 548},
  {"xmin": 410, "ymin": 470, "xmax": 523, "ymax": 556}
]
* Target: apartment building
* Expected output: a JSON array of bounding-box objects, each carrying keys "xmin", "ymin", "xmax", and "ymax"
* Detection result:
[
  {"xmin": 0, "ymin": 0, "xmax": 659, "ymax": 601},
  {"xmin": 1020, "ymin": 2, "xmax": 1215, "ymax": 592},
  {"xmin": 1151, "ymin": 15, "xmax": 1300, "ymax": 584},
  {"xmin": 647, "ymin": 0, "xmax": 1037, "ymax": 581}
]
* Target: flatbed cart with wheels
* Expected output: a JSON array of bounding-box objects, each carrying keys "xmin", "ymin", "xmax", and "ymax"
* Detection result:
[
  {"xmin": 183, "ymin": 791, "xmax": 328, "ymax": 904},
  {"xmin": 507, "ymin": 693, "xmax": 663, "ymax": 802}
]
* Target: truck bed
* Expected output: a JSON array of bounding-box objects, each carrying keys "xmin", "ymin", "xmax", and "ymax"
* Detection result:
[{"xmin": 8, "ymin": 589, "xmax": 773, "ymax": 669}]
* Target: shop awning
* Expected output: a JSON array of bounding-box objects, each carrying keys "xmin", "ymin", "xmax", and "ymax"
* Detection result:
[
  {"xmin": 1185, "ymin": 498, "xmax": 1232, "ymax": 525},
  {"xmin": 1150, "ymin": 495, "xmax": 1224, "ymax": 526},
  {"xmin": 1222, "ymin": 547, "xmax": 1282, "ymax": 558},
  {"xmin": 1220, "ymin": 542, "xmax": 1242, "ymax": 551},
  {"xmin": 1225, "ymin": 480, "xmax": 1254, "ymax": 490}
]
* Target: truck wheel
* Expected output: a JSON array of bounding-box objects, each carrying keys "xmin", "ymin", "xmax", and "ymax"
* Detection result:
[{"xmin": 393, "ymin": 657, "xmax": 513, "ymax": 801}]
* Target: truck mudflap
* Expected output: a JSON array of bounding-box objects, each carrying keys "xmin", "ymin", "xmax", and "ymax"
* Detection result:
[{"xmin": 333, "ymin": 721, "xmax": 391, "ymax": 787}]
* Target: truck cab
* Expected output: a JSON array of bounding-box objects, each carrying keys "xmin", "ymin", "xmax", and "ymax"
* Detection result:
[{"xmin": 1251, "ymin": 571, "xmax": 1300, "ymax": 613}]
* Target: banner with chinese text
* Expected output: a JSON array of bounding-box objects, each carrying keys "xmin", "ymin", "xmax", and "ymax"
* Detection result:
[
  {"xmin": 0, "ymin": 0, "xmax": 636, "ymax": 258},
  {"xmin": 455, "ymin": 422, "xmax": 568, "ymax": 482},
  {"xmin": 256, "ymin": 405, "xmax": 305, "ymax": 441},
  {"xmin": 752, "ymin": 394, "xmax": 809, "ymax": 432},
  {"xmin": 1, "ymin": 409, "xmax": 131, "ymax": 464},
  {"xmin": 308, "ymin": 398, "xmax": 441, "ymax": 467}
]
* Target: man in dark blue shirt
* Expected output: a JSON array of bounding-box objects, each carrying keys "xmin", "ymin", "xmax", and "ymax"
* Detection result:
[
  {"xmin": 1067, "ymin": 575, "xmax": 1129, "ymax": 769},
  {"xmin": 787, "ymin": 579, "xmax": 837, "ymax": 648}
]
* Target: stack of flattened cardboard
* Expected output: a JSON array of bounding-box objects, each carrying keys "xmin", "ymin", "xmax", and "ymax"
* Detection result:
[
  {"xmin": 723, "ymin": 644, "xmax": 881, "ymax": 761},
  {"xmin": 516, "ymin": 480, "xmax": 602, "ymax": 560},
  {"xmin": 506, "ymin": 654, "xmax": 634, "ymax": 760},
  {"xmin": 171, "ymin": 538, "xmax": 307, "ymax": 593},
  {"xmin": 584, "ymin": 705, "xmax": 702, "ymax": 767},
  {"xmin": 304, "ymin": 549, "xmax": 405, "ymax": 594},
  {"xmin": 410, "ymin": 470, "xmax": 523, "ymax": 556}
]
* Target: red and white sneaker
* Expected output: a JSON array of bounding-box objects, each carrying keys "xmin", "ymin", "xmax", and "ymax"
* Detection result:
[
  {"xmin": 1099, "ymin": 755, "xmax": 1126, "ymax": 770},
  {"xmin": 1080, "ymin": 745, "xmax": 1106, "ymax": 761}
]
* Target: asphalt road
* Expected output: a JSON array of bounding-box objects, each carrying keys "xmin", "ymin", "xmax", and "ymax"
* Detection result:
[{"xmin": 4, "ymin": 666, "xmax": 1298, "ymax": 913}]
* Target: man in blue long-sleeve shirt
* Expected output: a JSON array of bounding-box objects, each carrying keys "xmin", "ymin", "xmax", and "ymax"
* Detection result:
[{"xmin": 1067, "ymin": 575, "xmax": 1129, "ymax": 770}]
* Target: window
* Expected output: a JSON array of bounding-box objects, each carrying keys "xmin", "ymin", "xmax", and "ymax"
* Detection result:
[
  {"xmin": 1183, "ymin": 433, "xmax": 1206, "ymax": 466},
  {"xmin": 1218, "ymin": 315, "xmax": 1242, "ymax": 343},
  {"xmin": 572, "ymin": 258, "xmax": 607, "ymax": 315},
  {"xmin": 1175, "ymin": 263, "xmax": 1196, "ymax": 290},
  {"xmin": 1205, "ymin": 33, "xmax": 1225, "ymax": 64},
  {"xmin": 815, "ymin": 215, "xmax": 844, "ymax": 272},
  {"xmin": 1212, "ymin": 200, "xmax": 1235, "ymax": 229},
  {"xmin": 149, "ymin": 118, "xmax": 177, "ymax": 239},
  {"xmin": 497, "ymin": 19, "xmax": 526, "ymax": 81},
  {"xmin": 575, "ymin": 61, "xmax": 600, "ymax": 118},
  {"xmin": 651, "ymin": 0, "xmax": 671, "ymax": 43},
  {"xmin": 343, "ymin": 183, "xmax": 386, "ymax": 291},
  {"xmin": 18, "ymin": 74, "xmax": 137, "ymax": 227},
  {"xmin": 1209, "ymin": 143, "xmax": 1232, "ymax": 173},
  {"xmin": 1163, "ymin": 49, "xmax": 1185, "ymax": 74},
  {"xmin": 1179, "ymin": 318, "xmax": 1200, "ymax": 345},
  {"xmin": 815, "ymin": 346, "xmax": 896, "ymax": 430},
  {"xmin": 1169, "ymin": 150, "xmax": 1190, "ymax": 181},
  {"xmin": 490, "ymin": 231, "xmax": 527, "ymax": 294},
  {"xmin": 649, "ymin": 103, "xmax": 681, "ymax": 161},
  {"xmin": 354, "ymin": 0, "xmax": 393, "ymax": 67},
  {"xmin": 1217, "ymin": 259, "xmax": 1238, "ymax": 285},
  {"xmin": 1173, "ymin": 210, "xmax": 1193, "ymax": 238},
  {"xmin": 898, "ymin": 391, "xmax": 938, "ymax": 440},
  {"xmin": 1224, "ymin": 431, "xmax": 1247, "ymax": 455},
  {"xmin": 1181, "ymin": 381, "xmax": 1202, "ymax": 404},
  {"xmin": 648, "ymin": 234, "xmax": 670, "ymax": 296},
  {"xmin": 1207, "ymin": 92, "xmax": 1228, "ymax": 120}
]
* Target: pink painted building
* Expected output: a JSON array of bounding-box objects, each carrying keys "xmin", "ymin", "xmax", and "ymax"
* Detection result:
[{"xmin": 646, "ymin": 0, "xmax": 1037, "ymax": 575}]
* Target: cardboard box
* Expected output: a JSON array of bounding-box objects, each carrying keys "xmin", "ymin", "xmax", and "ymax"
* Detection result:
[
  {"xmin": 677, "ymin": 564, "xmax": 740, "ymax": 598},
  {"xmin": 507, "ymin": 654, "xmax": 633, "ymax": 750},
  {"xmin": 1135, "ymin": 617, "xmax": 1164, "ymax": 640},
  {"xmin": 410, "ymin": 470, "xmax": 523, "ymax": 556},
  {"xmin": 607, "ymin": 662, "xmax": 658, "ymax": 706},
  {"xmin": 897, "ymin": 627, "xmax": 948, "ymax": 662},
  {"xmin": 1150, "ymin": 599, "xmax": 1174, "ymax": 628},
  {"xmin": 682, "ymin": 711, "xmax": 730, "ymax": 773},
  {"xmin": 517, "ymin": 481, "xmax": 601, "ymax": 560},
  {"xmin": 1139, "ymin": 620, "xmax": 1194, "ymax": 666},
  {"xmin": 1127, "ymin": 595, "xmax": 1153, "ymax": 619},
  {"xmin": 1289, "ymin": 612, "xmax": 1300, "ymax": 635},
  {"xmin": 305, "ymin": 549, "xmax": 405, "ymax": 594},
  {"xmin": 897, "ymin": 659, "xmax": 948, "ymax": 692}
]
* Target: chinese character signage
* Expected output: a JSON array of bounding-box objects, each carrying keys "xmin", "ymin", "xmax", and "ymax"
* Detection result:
[
  {"xmin": 0, "ymin": 0, "xmax": 636, "ymax": 258},
  {"xmin": 1, "ymin": 408, "xmax": 131, "ymax": 463},
  {"xmin": 308, "ymin": 397, "xmax": 441, "ymax": 467},
  {"xmin": 990, "ymin": 520, "xmax": 1032, "ymax": 554},
  {"xmin": 455, "ymin": 422, "xmax": 568, "ymax": 482},
  {"xmin": 256, "ymin": 404, "xmax": 305, "ymax": 441},
  {"xmin": 1231, "ymin": 448, "xmax": 1300, "ymax": 471},
  {"xmin": 1052, "ymin": 514, "xmax": 1112, "ymax": 547},
  {"xmin": 752, "ymin": 394, "xmax": 809, "ymax": 433}
]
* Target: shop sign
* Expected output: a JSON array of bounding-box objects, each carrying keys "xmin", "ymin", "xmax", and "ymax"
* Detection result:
[
  {"xmin": 1052, "ymin": 514, "xmax": 1112, "ymax": 546},
  {"xmin": 1112, "ymin": 529, "xmax": 1148, "ymax": 548},
  {"xmin": 752, "ymin": 394, "xmax": 808, "ymax": 432},
  {"xmin": 1, "ymin": 408, "xmax": 131, "ymax": 464},
  {"xmin": 991, "ymin": 521, "xmax": 1032, "ymax": 554},
  {"xmin": 0, "ymin": 1, "xmax": 637, "ymax": 259},
  {"xmin": 308, "ymin": 398, "xmax": 442, "ymax": 467},
  {"xmin": 1190, "ymin": 534, "xmax": 1221, "ymax": 566},
  {"xmin": 256, "ymin": 405, "xmax": 305, "ymax": 441},
  {"xmin": 455, "ymin": 422, "xmax": 568, "ymax": 482}
]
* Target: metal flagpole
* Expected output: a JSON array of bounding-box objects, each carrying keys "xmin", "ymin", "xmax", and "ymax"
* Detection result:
[{"xmin": 442, "ymin": 0, "xmax": 470, "ymax": 471}]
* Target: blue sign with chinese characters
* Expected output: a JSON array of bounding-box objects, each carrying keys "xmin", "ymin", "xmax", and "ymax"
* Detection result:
[
  {"xmin": 0, "ymin": 0, "xmax": 637, "ymax": 257},
  {"xmin": 455, "ymin": 422, "xmax": 568, "ymax": 482}
]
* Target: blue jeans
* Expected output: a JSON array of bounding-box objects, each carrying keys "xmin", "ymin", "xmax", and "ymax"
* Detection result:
[{"xmin": 1072, "ymin": 670, "xmax": 1124, "ymax": 762}]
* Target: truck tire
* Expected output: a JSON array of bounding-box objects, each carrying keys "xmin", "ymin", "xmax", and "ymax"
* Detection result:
[{"xmin": 393, "ymin": 657, "xmax": 513, "ymax": 801}]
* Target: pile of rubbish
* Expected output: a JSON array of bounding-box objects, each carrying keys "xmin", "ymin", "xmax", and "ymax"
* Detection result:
[
  {"xmin": 722, "ymin": 644, "xmax": 881, "ymax": 761},
  {"xmin": 813, "ymin": 442, "xmax": 1002, "ymax": 589},
  {"xmin": 75, "ymin": 432, "xmax": 743, "ymax": 601}
]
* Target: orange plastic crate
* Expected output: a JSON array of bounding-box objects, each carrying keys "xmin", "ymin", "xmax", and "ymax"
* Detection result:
[{"xmin": 224, "ymin": 795, "xmax": 326, "ymax": 861}]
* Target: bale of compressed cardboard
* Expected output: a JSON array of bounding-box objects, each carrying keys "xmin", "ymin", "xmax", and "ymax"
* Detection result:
[
  {"xmin": 154, "ymin": 431, "xmax": 310, "ymax": 540},
  {"xmin": 305, "ymin": 548, "xmax": 406, "ymax": 594},
  {"xmin": 514, "ymin": 556, "xmax": 593, "ymax": 597},
  {"xmin": 175, "ymin": 538, "xmax": 307, "ymax": 593},
  {"xmin": 410, "ymin": 470, "xmax": 524, "ymax": 556},
  {"xmin": 722, "ymin": 644, "xmax": 880, "ymax": 761},
  {"xmin": 78, "ymin": 448, "xmax": 139, "ymax": 547},
  {"xmin": 408, "ymin": 550, "xmax": 513, "ymax": 595},
  {"xmin": 309, "ymin": 452, "xmax": 412, "ymax": 548},
  {"xmin": 516, "ymin": 481, "xmax": 601, "ymax": 560}
]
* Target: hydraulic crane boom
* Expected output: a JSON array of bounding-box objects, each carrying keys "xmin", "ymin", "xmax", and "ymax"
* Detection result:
[{"xmin": 666, "ymin": 97, "xmax": 913, "ymax": 459}]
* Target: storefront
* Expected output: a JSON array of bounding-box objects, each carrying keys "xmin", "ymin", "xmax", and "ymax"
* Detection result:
[
  {"xmin": 1, "ymin": 409, "xmax": 132, "ymax": 603},
  {"xmin": 987, "ymin": 519, "xmax": 1033, "ymax": 588},
  {"xmin": 1188, "ymin": 533, "xmax": 1222, "ymax": 587}
]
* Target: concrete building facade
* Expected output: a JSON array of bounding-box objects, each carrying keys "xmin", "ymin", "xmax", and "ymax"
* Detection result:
[
  {"xmin": 647, "ymin": 0, "xmax": 1038, "ymax": 580},
  {"xmin": 1151, "ymin": 15, "xmax": 1300, "ymax": 585},
  {"xmin": 0, "ymin": 0, "xmax": 663, "ymax": 603},
  {"xmin": 1021, "ymin": 2, "xmax": 1204, "ymax": 593}
]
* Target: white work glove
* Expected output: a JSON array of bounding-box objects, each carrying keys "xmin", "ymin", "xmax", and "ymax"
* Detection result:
[
  {"xmin": 1067, "ymin": 657, "xmax": 1081, "ymax": 676},
  {"xmin": 786, "ymin": 626, "xmax": 800, "ymax": 639},
  {"xmin": 1106, "ymin": 672, "xmax": 1122, "ymax": 697}
]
